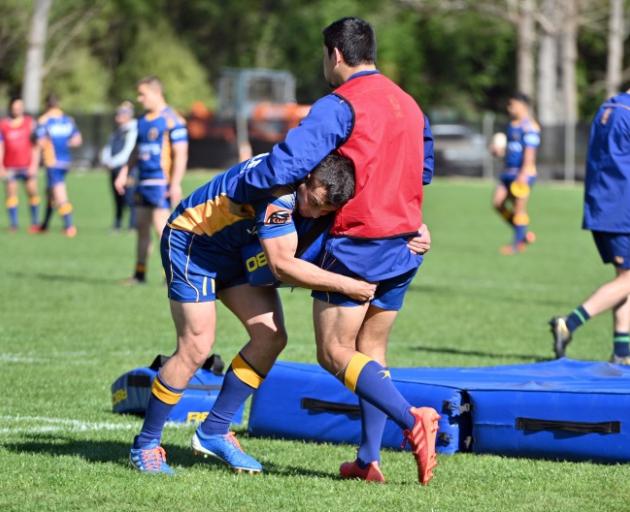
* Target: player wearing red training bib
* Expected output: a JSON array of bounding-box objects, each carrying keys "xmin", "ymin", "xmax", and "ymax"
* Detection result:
[{"xmin": 0, "ymin": 97, "xmax": 40, "ymax": 232}]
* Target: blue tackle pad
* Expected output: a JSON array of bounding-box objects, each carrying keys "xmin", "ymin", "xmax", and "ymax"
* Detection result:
[
  {"xmin": 111, "ymin": 354, "xmax": 244, "ymax": 425},
  {"xmin": 248, "ymin": 359, "xmax": 630, "ymax": 462}
]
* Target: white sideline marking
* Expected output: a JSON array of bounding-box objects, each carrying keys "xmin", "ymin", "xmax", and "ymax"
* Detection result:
[
  {"xmin": 0, "ymin": 354, "xmax": 45, "ymax": 364},
  {"xmin": 0, "ymin": 415, "xmax": 189, "ymax": 435}
]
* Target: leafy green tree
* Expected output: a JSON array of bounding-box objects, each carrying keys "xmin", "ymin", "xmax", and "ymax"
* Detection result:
[{"xmin": 113, "ymin": 19, "xmax": 215, "ymax": 112}]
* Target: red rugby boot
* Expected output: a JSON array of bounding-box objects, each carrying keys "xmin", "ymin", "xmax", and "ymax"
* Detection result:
[
  {"xmin": 402, "ymin": 406, "xmax": 440, "ymax": 485},
  {"xmin": 339, "ymin": 460, "xmax": 385, "ymax": 483}
]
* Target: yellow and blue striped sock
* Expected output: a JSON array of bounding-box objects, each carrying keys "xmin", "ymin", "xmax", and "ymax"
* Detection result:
[
  {"xmin": 134, "ymin": 374, "xmax": 184, "ymax": 448},
  {"xmin": 199, "ymin": 353, "xmax": 264, "ymax": 436},
  {"xmin": 6, "ymin": 197, "xmax": 18, "ymax": 228},
  {"xmin": 344, "ymin": 353, "xmax": 414, "ymax": 430}
]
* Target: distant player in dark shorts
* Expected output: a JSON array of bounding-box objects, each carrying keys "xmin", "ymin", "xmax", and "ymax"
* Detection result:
[
  {"xmin": 550, "ymin": 89, "xmax": 630, "ymax": 365},
  {"xmin": 0, "ymin": 97, "xmax": 40, "ymax": 232},
  {"xmin": 115, "ymin": 76, "xmax": 188, "ymax": 284}
]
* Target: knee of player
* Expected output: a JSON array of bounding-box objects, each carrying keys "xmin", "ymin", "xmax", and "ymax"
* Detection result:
[{"xmin": 175, "ymin": 337, "xmax": 213, "ymax": 368}]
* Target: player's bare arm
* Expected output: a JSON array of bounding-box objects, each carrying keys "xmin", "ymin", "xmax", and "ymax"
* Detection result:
[
  {"xmin": 169, "ymin": 141, "xmax": 188, "ymax": 206},
  {"xmin": 260, "ymin": 230, "xmax": 376, "ymax": 302},
  {"xmin": 518, "ymin": 146, "xmax": 537, "ymax": 183}
]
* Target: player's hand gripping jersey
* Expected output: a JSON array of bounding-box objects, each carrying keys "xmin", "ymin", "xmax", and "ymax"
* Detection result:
[{"xmin": 36, "ymin": 109, "xmax": 80, "ymax": 169}]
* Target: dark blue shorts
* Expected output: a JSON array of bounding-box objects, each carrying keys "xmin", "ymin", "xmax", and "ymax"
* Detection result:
[
  {"xmin": 161, "ymin": 226, "xmax": 248, "ymax": 303},
  {"xmin": 592, "ymin": 231, "xmax": 630, "ymax": 269},
  {"xmin": 311, "ymin": 255, "xmax": 419, "ymax": 311},
  {"xmin": 6, "ymin": 168, "xmax": 30, "ymax": 182},
  {"xmin": 135, "ymin": 183, "xmax": 170, "ymax": 209},
  {"xmin": 46, "ymin": 168, "xmax": 68, "ymax": 187},
  {"xmin": 499, "ymin": 170, "xmax": 537, "ymax": 189}
]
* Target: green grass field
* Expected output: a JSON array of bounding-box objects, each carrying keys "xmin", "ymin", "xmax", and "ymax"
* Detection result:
[{"xmin": 1, "ymin": 171, "xmax": 627, "ymax": 511}]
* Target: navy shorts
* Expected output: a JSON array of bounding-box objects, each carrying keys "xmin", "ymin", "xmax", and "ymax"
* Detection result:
[
  {"xmin": 6, "ymin": 168, "xmax": 30, "ymax": 182},
  {"xmin": 311, "ymin": 255, "xmax": 419, "ymax": 311},
  {"xmin": 161, "ymin": 226, "xmax": 248, "ymax": 303},
  {"xmin": 592, "ymin": 231, "xmax": 630, "ymax": 269},
  {"xmin": 135, "ymin": 183, "xmax": 170, "ymax": 209},
  {"xmin": 46, "ymin": 168, "xmax": 67, "ymax": 187},
  {"xmin": 499, "ymin": 170, "xmax": 537, "ymax": 189}
]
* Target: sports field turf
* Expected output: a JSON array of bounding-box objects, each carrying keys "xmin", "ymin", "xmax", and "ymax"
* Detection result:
[{"xmin": 1, "ymin": 171, "xmax": 627, "ymax": 511}]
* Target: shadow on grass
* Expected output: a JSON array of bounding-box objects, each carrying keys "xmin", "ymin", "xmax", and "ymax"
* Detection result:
[
  {"xmin": 9, "ymin": 271, "xmax": 120, "ymax": 286},
  {"xmin": 0, "ymin": 435, "xmax": 339, "ymax": 479},
  {"xmin": 412, "ymin": 344, "xmax": 550, "ymax": 362}
]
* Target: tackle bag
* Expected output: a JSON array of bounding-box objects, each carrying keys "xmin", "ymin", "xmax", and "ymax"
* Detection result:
[{"xmin": 111, "ymin": 354, "xmax": 244, "ymax": 424}]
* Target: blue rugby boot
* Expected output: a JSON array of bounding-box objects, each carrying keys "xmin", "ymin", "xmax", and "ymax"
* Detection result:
[
  {"xmin": 129, "ymin": 439, "xmax": 174, "ymax": 475},
  {"xmin": 191, "ymin": 429, "xmax": 262, "ymax": 474}
]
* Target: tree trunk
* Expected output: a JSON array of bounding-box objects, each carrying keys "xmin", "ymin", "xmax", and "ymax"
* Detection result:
[
  {"xmin": 517, "ymin": 0, "xmax": 535, "ymax": 99},
  {"xmin": 606, "ymin": 0, "xmax": 624, "ymax": 97},
  {"xmin": 537, "ymin": 0, "xmax": 560, "ymax": 125},
  {"xmin": 561, "ymin": 0, "xmax": 578, "ymax": 182},
  {"xmin": 22, "ymin": 0, "xmax": 53, "ymax": 115}
]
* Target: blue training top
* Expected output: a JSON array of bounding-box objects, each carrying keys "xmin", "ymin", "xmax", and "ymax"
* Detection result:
[{"xmin": 583, "ymin": 92, "xmax": 630, "ymax": 233}]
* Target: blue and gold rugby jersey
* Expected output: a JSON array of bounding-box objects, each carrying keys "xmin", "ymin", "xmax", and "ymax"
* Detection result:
[
  {"xmin": 36, "ymin": 108, "xmax": 80, "ymax": 169},
  {"xmin": 136, "ymin": 106, "xmax": 188, "ymax": 181},
  {"xmin": 167, "ymin": 156, "xmax": 306, "ymax": 250},
  {"xmin": 504, "ymin": 119, "xmax": 540, "ymax": 172}
]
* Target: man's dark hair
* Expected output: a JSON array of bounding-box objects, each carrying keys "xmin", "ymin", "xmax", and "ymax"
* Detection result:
[
  {"xmin": 510, "ymin": 91, "xmax": 531, "ymax": 106},
  {"xmin": 322, "ymin": 17, "xmax": 376, "ymax": 66},
  {"xmin": 308, "ymin": 153, "xmax": 355, "ymax": 207},
  {"xmin": 45, "ymin": 93, "xmax": 59, "ymax": 109}
]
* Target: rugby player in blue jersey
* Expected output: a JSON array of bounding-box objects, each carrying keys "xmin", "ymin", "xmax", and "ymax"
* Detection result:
[
  {"xmin": 114, "ymin": 76, "xmax": 188, "ymax": 284},
  {"xmin": 550, "ymin": 90, "xmax": 630, "ymax": 365},
  {"xmin": 37, "ymin": 94, "xmax": 82, "ymax": 237},
  {"xmin": 491, "ymin": 92, "xmax": 541, "ymax": 255},
  {"xmin": 192, "ymin": 18, "xmax": 439, "ymax": 485},
  {"xmin": 129, "ymin": 153, "xmax": 380, "ymax": 474}
]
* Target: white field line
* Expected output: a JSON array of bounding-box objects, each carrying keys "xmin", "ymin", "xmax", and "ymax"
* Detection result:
[{"xmin": 0, "ymin": 415, "xmax": 189, "ymax": 435}]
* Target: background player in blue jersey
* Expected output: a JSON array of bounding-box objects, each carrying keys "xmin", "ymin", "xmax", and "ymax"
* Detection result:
[
  {"xmin": 550, "ymin": 90, "xmax": 630, "ymax": 365},
  {"xmin": 37, "ymin": 94, "xmax": 82, "ymax": 237},
  {"xmin": 128, "ymin": 153, "xmax": 378, "ymax": 474},
  {"xmin": 114, "ymin": 76, "xmax": 188, "ymax": 284},
  {"xmin": 491, "ymin": 92, "xmax": 541, "ymax": 255}
]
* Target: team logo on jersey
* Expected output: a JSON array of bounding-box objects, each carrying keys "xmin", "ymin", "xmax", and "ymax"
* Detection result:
[
  {"xmin": 615, "ymin": 255, "xmax": 625, "ymax": 265},
  {"xmin": 148, "ymin": 127, "xmax": 159, "ymax": 141},
  {"xmin": 264, "ymin": 204, "xmax": 292, "ymax": 225}
]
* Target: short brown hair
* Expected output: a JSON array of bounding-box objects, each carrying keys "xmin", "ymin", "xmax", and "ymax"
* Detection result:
[{"xmin": 137, "ymin": 76, "xmax": 164, "ymax": 94}]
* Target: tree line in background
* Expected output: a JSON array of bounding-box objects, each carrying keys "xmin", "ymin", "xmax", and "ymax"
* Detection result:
[{"xmin": 0, "ymin": 0, "xmax": 627, "ymax": 122}]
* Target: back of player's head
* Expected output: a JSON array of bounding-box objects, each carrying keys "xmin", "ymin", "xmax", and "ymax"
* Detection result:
[
  {"xmin": 137, "ymin": 75, "xmax": 164, "ymax": 95},
  {"xmin": 322, "ymin": 17, "xmax": 376, "ymax": 66},
  {"xmin": 308, "ymin": 153, "xmax": 355, "ymax": 207},
  {"xmin": 509, "ymin": 92, "xmax": 531, "ymax": 106},
  {"xmin": 45, "ymin": 93, "xmax": 59, "ymax": 109}
]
